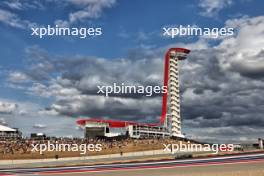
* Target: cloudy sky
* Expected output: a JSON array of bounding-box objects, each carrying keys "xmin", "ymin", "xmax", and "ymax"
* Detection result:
[{"xmin": 0, "ymin": 0, "xmax": 263, "ymax": 143}]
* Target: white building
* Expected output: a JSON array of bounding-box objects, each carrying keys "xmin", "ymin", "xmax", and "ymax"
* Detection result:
[{"xmin": 0, "ymin": 124, "xmax": 22, "ymax": 138}]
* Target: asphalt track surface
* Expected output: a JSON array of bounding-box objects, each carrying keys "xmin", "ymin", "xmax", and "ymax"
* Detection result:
[{"xmin": 1, "ymin": 152, "xmax": 264, "ymax": 176}]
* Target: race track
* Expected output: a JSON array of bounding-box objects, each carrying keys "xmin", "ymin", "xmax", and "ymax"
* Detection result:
[{"xmin": 1, "ymin": 152, "xmax": 264, "ymax": 176}]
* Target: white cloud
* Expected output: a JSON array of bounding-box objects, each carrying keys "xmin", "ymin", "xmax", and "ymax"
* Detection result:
[
  {"xmin": 0, "ymin": 101, "xmax": 18, "ymax": 114},
  {"xmin": 3, "ymin": 0, "xmax": 44, "ymax": 10},
  {"xmin": 8, "ymin": 71, "xmax": 30, "ymax": 82},
  {"xmin": 0, "ymin": 0, "xmax": 116, "ymax": 29},
  {"xmin": 4, "ymin": 1, "xmax": 23, "ymax": 10},
  {"xmin": 0, "ymin": 118, "xmax": 7, "ymax": 125},
  {"xmin": 218, "ymin": 16, "xmax": 264, "ymax": 77},
  {"xmin": 0, "ymin": 98, "xmax": 80, "ymax": 136},
  {"xmin": 0, "ymin": 8, "xmax": 36, "ymax": 29},
  {"xmin": 54, "ymin": 19, "xmax": 69, "ymax": 28},
  {"xmin": 29, "ymin": 81, "xmax": 81, "ymax": 98},
  {"xmin": 199, "ymin": 0, "xmax": 233, "ymax": 17},
  {"xmin": 0, "ymin": 99, "xmax": 47, "ymax": 117},
  {"xmin": 0, "ymin": 9, "xmax": 25, "ymax": 28},
  {"xmin": 33, "ymin": 123, "xmax": 47, "ymax": 129},
  {"xmin": 55, "ymin": 0, "xmax": 116, "ymax": 26},
  {"xmin": 0, "ymin": 1, "xmax": 45, "ymax": 29},
  {"xmin": 69, "ymin": 0, "xmax": 116, "ymax": 23},
  {"xmin": 38, "ymin": 109, "xmax": 59, "ymax": 116},
  {"xmin": 29, "ymin": 83, "xmax": 51, "ymax": 98}
]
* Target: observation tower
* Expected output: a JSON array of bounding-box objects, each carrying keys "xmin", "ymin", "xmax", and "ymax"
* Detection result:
[{"xmin": 162, "ymin": 48, "xmax": 190, "ymax": 137}]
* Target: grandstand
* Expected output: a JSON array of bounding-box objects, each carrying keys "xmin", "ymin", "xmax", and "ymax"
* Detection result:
[
  {"xmin": 77, "ymin": 48, "xmax": 190, "ymax": 139},
  {"xmin": 0, "ymin": 124, "xmax": 22, "ymax": 138}
]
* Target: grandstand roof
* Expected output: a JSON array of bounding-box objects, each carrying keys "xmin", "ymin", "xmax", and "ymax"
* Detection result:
[
  {"xmin": 76, "ymin": 118, "xmax": 158, "ymax": 128},
  {"xmin": 0, "ymin": 125, "xmax": 16, "ymax": 132}
]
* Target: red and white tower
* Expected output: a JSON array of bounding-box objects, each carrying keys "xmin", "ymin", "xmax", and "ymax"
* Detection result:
[{"xmin": 160, "ymin": 48, "xmax": 190, "ymax": 137}]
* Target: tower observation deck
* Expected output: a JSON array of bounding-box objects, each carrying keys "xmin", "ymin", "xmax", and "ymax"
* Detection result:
[{"xmin": 77, "ymin": 48, "xmax": 190, "ymax": 138}]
